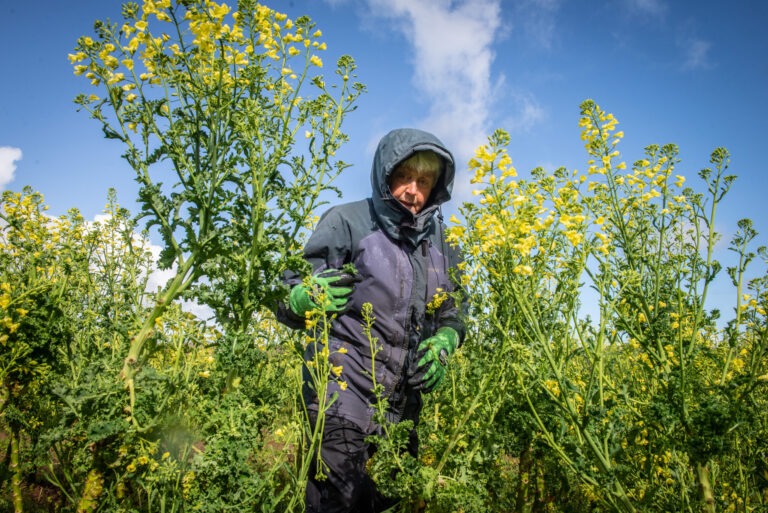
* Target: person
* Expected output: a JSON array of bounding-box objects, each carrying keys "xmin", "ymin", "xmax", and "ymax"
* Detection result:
[{"xmin": 277, "ymin": 128, "xmax": 466, "ymax": 513}]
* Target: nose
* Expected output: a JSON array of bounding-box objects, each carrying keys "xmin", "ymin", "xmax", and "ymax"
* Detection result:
[{"xmin": 404, "ymin": 179, "xmax": 418, "ymax": 194}]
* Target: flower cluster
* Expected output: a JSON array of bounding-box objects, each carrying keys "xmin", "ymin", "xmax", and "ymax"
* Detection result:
[
  {"xmin": 444, "ymin": 99, "xmax": 768, "ymax": 510},
  {"xmin": 69, "ymin": 0, "xmax": 330, "ymax": 131}
]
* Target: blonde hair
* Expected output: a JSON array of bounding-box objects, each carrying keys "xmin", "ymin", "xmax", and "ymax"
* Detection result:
[
  {"xmin": 389, "ymin": 151, "xmax": 443, "ymax": 192},
  {"xmin": 398, "ymin": 151, "xmax": 442, "ymax": 177}
]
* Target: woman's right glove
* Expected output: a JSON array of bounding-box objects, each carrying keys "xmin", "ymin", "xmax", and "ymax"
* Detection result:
[
  {"xmin": 412, "ymin": 326, "xmax": 459, "ymax": 393},
  {"xmin": 288, "ymin": 268, "xmax": 361, "ymax": 317}
]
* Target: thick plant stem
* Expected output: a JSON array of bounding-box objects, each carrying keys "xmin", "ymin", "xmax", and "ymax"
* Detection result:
[
  {"xmin": 10, "ymin": 427, "xmax": 23, "ymax": 513},
  {"xmin": 697, "ymin": 463, "xmax": 716, "ymax": 513},
  {"xmin": 0, "ymin": 386, "xmax": 7, "ymax": 416},
  {"xmin": 516, "ymin": 442, "xmax": 534, "ymax": 513},
  {"xmin": 120, "ymin": 254, "xmax": 197, "ymax": 425}
]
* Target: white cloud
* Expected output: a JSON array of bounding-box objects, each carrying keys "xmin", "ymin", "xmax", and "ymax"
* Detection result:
[
  {"xmin": 502, "ymin": 91, "xmax": 546, "ymax": 133},
  {"xmin": 0, "ymin": 146, "xmax": 22, "ymax": 190},
  {"xmin": 680, "ymin": 37, "xmax": 713, "ymax": 70},
  {"xmin": 511, "ymin": 0, "xmax": 561, "ymax": 51},
  {"xmin": 450, "ymin": 90, "xmax": 545, "ymax": 205},
  {"xmin": 623, "ymin": 0, "xmax": 667, "ymax": 17},
  {"xmin": 145, "ymin": 243, "xmax": 177, "ymax": 294},
  {"xmin": 365, "ymin": 0, "xmax": 505, "ymax": 164}
]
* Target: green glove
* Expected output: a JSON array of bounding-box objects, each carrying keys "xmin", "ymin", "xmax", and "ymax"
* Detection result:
[
  {"xmin": 415, "ymin": 327, "xmax": 459, "ymax": 393},
  {"xmin": 289, "ymin": 268, "xmax": 360, "ymax": 317}
]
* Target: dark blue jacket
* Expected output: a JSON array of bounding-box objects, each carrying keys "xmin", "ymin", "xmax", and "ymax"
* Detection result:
[{"xmin": 279, "ymin": 128, "xmax": 465, "ymax": 432}]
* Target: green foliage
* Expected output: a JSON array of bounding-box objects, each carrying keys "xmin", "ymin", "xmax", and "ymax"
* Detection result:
[
  {"xmin": 69, "ymin": 0, "xmax": 364, "ymax": 424},
  {"xmin": 1, "ymin": 3, "xmax": 766, "ymax": 510},
  {"xmin": 0, "ymin": 3, "xmax": 364, "ymax": 511},
  {"xmin": 436, "ymin": 100, "xmax": 768, "ymax": 512}
]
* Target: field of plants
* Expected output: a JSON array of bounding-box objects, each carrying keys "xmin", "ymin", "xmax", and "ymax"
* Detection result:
[{"xmin": 1, "ymin": 1, "xmax": 766, "ymax": 512}]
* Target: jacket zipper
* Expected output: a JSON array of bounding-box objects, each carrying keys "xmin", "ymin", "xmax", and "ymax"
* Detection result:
[{"xmin": 387, "ymin": 240, "xmax": 418, "ymax": 402}]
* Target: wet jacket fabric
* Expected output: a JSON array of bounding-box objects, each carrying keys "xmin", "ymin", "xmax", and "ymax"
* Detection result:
[{"xmin": 278, "ymin": 128, "xmax": 465, "ymax": 433}]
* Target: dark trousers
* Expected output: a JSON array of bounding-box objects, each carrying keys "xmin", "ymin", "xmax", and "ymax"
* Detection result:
[{"xmin": 305, "ymin": 415, "xmax": 400, "ymax": 513}]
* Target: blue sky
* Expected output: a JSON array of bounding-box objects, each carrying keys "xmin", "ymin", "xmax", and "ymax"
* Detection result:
[{"xmin": 1, "ymin": 0, "xmax": 767, "ymax": 318}]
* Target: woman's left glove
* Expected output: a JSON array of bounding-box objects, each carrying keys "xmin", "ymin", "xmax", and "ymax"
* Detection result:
[
  {"xmin": 413, "ymin": 327, "xmax": 459, "ymax": 393},
  {"xmin": 288, "ymin": 268, "xmax": 360, "ymax": 318}
]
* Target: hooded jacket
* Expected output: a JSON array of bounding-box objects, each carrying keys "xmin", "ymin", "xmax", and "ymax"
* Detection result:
[{"xmin": 279, "ymin": 128, "xmax": 465, "ymax": 432}]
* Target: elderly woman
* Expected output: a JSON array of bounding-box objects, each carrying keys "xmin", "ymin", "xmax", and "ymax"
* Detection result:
[{"xmin": 279, "ymin": 128, "xmax": 466, "ymax": 513}]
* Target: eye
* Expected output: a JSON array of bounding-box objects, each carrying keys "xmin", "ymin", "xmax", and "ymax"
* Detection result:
[{"xmin": 393, "ymin": 170, "xmax": 411, "ymax": 184}]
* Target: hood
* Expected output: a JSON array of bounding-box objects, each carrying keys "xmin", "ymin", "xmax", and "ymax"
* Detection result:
[{"xmin": 370, "ymin": 128, "xmax": 456, "ymax": 247}]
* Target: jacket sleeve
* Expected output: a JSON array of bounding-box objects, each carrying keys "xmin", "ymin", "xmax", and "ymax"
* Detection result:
[
  {"xmin": 275, "ymin": 206, "xmax": 354, "ymax": 330},
  {"xmin": 436, "ymin": 228, "xmax": 468, "ymax": 346}
]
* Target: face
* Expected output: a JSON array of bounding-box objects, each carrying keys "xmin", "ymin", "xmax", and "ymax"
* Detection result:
[{"xmin": 388, "ymin": 166, "xmax": 436, "ymax": 214}]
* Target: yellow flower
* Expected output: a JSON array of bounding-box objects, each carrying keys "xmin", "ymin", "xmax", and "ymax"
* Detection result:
[
  {"xmin": 564, "ymin": 230, "xmax": 583, "ymax": 246},
  {"xmin": 210, "ymin": 3, "xmax": 231, "ymax": 19},
  {"xmin": 513, "ymin": 265, "xmax": 533, "ymax": 276},
  {"xmin": 310, "ymin": 55, "xmax": 323, "ymax": 68},
  {"xmin": 543, "ymin": 379, "xmax": 560, "ymax": 397},
  {"xmin": 68, "ymin": 52, "xmax": 87, "ymax": 64},
  {"xmin": 103, "ymin": 55, "xmax": 120, "ymax": 70},
  {"xmin": 426, "ymin": 288, "xmax": 448, "ymax": 313},
  {"xmin": 331, "ymin": 365, "xmax": 343, "ymax": 376}
]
